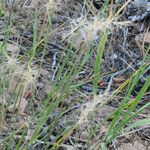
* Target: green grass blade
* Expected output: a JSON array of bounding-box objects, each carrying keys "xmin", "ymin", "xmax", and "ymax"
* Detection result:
[{"xmin": 93, "ymin": 30, "xmax": 108, "ymax": 94}]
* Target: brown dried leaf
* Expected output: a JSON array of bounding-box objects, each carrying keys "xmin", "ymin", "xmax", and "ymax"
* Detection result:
[
  {"xmin": 113, "ymin": 76, "xmax": 125, "ymax": 83},
  {"xmin": 8, "ymin": 65, "xmax": 24, "ymax": 92},
  {"xmin": 19, "ymin": 98, "xmax": 28, "ymax": 113},
  {"xmin": 98, "ymin": 106, "xmax": 115, "ymax": 118},
  {"xmin": 24, "ymin": 90, "xmax": 32, "ymax": 99},
  {"xmin": 7, "ymin": 98, "xmax": 28, "ymax": 113},
  {"xmin": 135, "ymin": 32, "xmax": 150, "ymax": 43}
]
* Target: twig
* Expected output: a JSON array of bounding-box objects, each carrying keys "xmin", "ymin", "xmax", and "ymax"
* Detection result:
[
  {"xmin": 52, "ymin": 52, "xmax": 57, "ymax": 69},
  {"xmin": 117, "ymin": 126, "xmax": 150, "ymax": 139},
  {"xmin": 47, "ymin": 42, "xmax": 66, "ymax": 51},
  {"xmin": 105, "ymin": 66, "xmax": 130, "ymax": 94},
  {"xmin": 52, "ymin": 65, "xmax": 59, "ymax": 82}
]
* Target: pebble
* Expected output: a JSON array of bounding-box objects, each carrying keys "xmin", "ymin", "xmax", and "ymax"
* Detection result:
[
  {"xmin": 80, "ymin": 131, "xmax": 88, "ymax": 141},
  {"xmin": 7, "ymin": 104, "xmax": 16, "ymax": 112}
]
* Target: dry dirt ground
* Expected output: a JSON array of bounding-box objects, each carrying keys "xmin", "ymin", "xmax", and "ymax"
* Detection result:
[{"xmin": 0, "ymin": 0, "xmax": 150, "ymax": 149}]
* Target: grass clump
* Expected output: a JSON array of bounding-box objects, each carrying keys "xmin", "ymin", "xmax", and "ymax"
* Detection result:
[{"xmin": 0, "ymin": 0, "xmax": 150, "ymax": 149}]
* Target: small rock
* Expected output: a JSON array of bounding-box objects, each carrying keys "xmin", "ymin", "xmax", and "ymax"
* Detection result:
[
  {"xmin": 10, "ymin": 116, "xmax": 18, "ymax": 123},
  {"xmin": 98, "ymin": 106, "xmax": 115, "ymax": 118},
  {"xmin": 36, "ymin": 92, "xmax": 46, "ymax": 100},
  {"xmin": 1, "ymin": 125, "xmax": 9, "ymax": 133},
  {"xmin": 44, "ymin": 84, "xmax": 51, "ymax": 94},
  {"xmin": 0, "ymin": 97, "xmax": 7, "ymax": 106},
  {"xmin": 118, "ymin": 143, "xmax": 136, "ymax": 150},
  {"xmin": 80, "ymin": 131, "xmax": 88, "ymax": 141},
  {"xmin": 40, "ymin": 69, "xmax": 49, "ymax": 77},
  {"xmin": 49, "ymin": 134, "xmax": 55, "ymax": 140},
  {"xmin": 118, "ymin": 142, "xmax": 146, "ymax": 150},
  {"xmin": 7, "ymin": 104, "xmax": 16, "ymax": 112},
  {"xmin": 100, "ymin": 126, "xmax": 107, "ymax": 133},
  {"xmin": 15, "ymin": 116, "xmax": 27, "ymax": 129},
  {"xmin": 37, "ymin": 83, "xmax": 44, "ymax": 89},
  {"xmin": 58, "ymin": 144, "xmax": 75, "ymax": 150},
  {"xmin": 110, "ymin": 54, "xmax": 118, "ymax": 59},
  {"xmin": 26, "ymin": 129, "xmax": 34, "ymax": 140},
  {"xmin": 134, "ymin": 141, "xmax": 146, "ymax": 150},
  {"xmin": 5, "ymin": 43, "xmax": 20, "ymax": 57}
]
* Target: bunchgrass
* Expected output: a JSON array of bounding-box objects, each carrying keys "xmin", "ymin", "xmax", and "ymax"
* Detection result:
[{"xmin": 0, "ymin": 0, "xmax": 149, "ymax": 149}]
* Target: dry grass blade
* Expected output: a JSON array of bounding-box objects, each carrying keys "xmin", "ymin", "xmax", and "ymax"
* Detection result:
[{"xmin": 0, "ymin": 0, "xmax": 150, "ymax": 149}]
